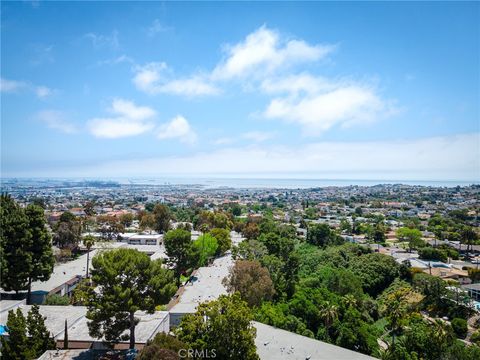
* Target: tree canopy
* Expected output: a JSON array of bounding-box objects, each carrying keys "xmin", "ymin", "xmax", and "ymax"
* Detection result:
[
  {"xmin": 176, "ymin": 294, "xmax": 259, "ymax": 360},
  {"xmin": 87, "ymin": 248, "xmax": 176, "ymax": 349}
]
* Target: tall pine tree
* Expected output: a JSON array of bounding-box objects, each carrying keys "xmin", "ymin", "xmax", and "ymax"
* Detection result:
[
  {"xmin": 27, "ymin": 305, "xmax": 56, "ymax": 356},
  {"xmin": 87, "ymin": 248, "xmax": 177, "ymax": 349},
  {"xmin": 25, "ymin": 204, "xmax": 55, "ymax": 304},
  {"xmin": 0, "ymin": 306, "xmax": 55, "ymax": 360},
  {"xmin": 0, "ymin": 309, "xmax": 33, "ymax": 360},
  {"xmin": 0, "ymin": 194, "xmax": 32, "ymax": 294}
]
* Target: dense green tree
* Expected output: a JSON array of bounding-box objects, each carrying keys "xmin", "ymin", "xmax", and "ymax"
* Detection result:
[
  {"xmin": 25, "ymin": 204, "xmax": 55, "ymax": 304},
  {"xmin": 417, "ymin": 247, "xmax": 447, "ymax": 262},
  {"xmin": 312, "ymin": 266, "xmax": 363, "ymax": 298},
  {"xmin": 176, "ymin": 293, "xmax": 259, "ymax": 360},
  {"xmin": 0, "ymin": 306, "xmax": 55, "ymax": 360},
  {"xmin": 193, "ymin": 233, "xmax": 218, "ymax": 266},
  {"xmin": 372, "ymin": 223, "xmax": 386, "ymax": 243},
  {"xmin": 193, "ymin": 210, "xmax": 232, "ymax": 230},
  {"xmin": 451, "ymin": 318, "xmax": 468, "ymax": 339},
  {"xmin": 209, "ymin": 227, "xmax": 232, "ymax": 255},
  {"xmin": 258, "ymin": 232, "xmax": 294, "ymax": 260},
  {"xmin": 26, "ymin": 305, "xmax": 56, "ymax": 357},
  {"xmin": 164, "ymin": 229, "xmax": 198, "ymax": 286},
  {"xmin": 0, "ymin": 194, "xmax": 32, "ymax": 294},
  {"xmin": 71, "ymin": 278, "xmax": 95, "ymax": 305},
  {"xmin": 153, "ymin": 204, "xmax": 172, "ymax": 233},
  {"xmin": 335, "ymin": 307, "xmax": 379, "ymax": 355},
  {"xmin": 137, "ymin": 333, "xmax": 186, "ymax": 360},
  {"xmin": 351, "ymin": 253, "xmax": 400, "ymax": 296},
  {"xmin": 223, "ymin": 260, "xmax": 275, "ymax": 307},
  {"xmin": 59, "ymin": 211, "xmax": 76, "ymax": 223},
  {"xmin": 404, "ymin": 316, "xmax": 455, "ymax": 359},
  {"xmin": 87, "ymin": 249, "xmax": 176, "ymax": 349},
  {"xmin": 230, "ymin": 203, "xmax": 242, "ymax": 216},
  {"xmin": 0, "ymin": 308, "xmax": 32, "ymax": 360},
  {"xmin": 412, "ymin": 273, "xmax": 448, "ymax": 310},
  {"xmin": 307, "ymin": 223, "xmax": 343, "ymax": 247},
  {"xmin": 396, "ymin": 227, "xmax": 424, "ymax": 252},
  {"xmin": 54, "ymin": 217, "xmax": 82, "ymax": 249}
]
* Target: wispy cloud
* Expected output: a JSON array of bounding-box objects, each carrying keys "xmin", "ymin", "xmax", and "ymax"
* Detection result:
[
  {"xmin": 97, "ymin": 54, "xmax": 134, "ymax": 66},
  {"xmin": 157, "ymin": 115, "xmax": 197, "ymax": 144},
  {"xmin": 133, "ymin": 62, "xmax": 219, "ymax": 96},
  {"xmin": 29, "ymin": 43, "xmax": 55, "ymax": 66},
  {"xmin": 146, "ymin": 19, "xmax": 169, "ymax": 37},
  {"xmin": 0, "ymin": 78, "xmax": 28, "ymax": 92},
  {"xmin": 87, "ymin": 98, "xmax": 156, "ymax": 138},
  {"xmin": 36, "ymin": 110, "xmax": 78, "ymax": 134},
  {"xmin": 84, "ymin": 30, "xmax": 120, "ymax": 49},
  {"xmin": 1, "ymin": 78, "xmax": 55, "ymax": 99}
]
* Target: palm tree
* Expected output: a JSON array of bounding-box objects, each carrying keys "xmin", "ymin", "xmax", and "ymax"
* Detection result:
[
  {"xmin": 461, "ymin": 227, "xmax": 478, "ymax": 259},
  {"xmin": 342, "ymin": 294, "xmax": 356, "ymax": 309},
  {"xmin": 83, "ymin": 235, "xmax": 95, "ymax": 278},
  {"xmin": 319, "ymin": 301, "xmax": 339, "ymax": 329}
]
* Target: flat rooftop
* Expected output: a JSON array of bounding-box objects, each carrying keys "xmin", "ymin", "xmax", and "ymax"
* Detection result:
[
  {"xmin": 29, "ymin": 251, "xmax": 97, "ymax": 294},
  {"xmin": 0, "ymin": 302, "xmax": 168, "ymax": 344},
  {"xmin": 170, "ymin": 254, "xmax": 233, "ymax": 314},
  {"xmin": 254, "ymin": 322, "xmax": 376, "ymax": 360}
]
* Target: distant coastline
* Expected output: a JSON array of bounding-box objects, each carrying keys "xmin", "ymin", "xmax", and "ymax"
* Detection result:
[{"xmin": 1, "ymin": 177, "xmax": 479, "ymax": 189}]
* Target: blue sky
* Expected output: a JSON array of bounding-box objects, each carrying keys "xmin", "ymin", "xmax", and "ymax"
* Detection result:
[{"xmin": 1, "ymin": 1, "xmax": 479, "ymax": 180}]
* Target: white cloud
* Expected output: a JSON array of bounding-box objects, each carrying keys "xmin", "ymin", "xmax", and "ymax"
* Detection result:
[
  {"xmin": 84, "ymin": 30, "xmax": 120, "ymax": 49},
  {"xmin": 242, "ymin": 131, "xmax": 275, "ymax": 142},
  {"xmin": 109, "ymin": 98, "xmax": 156, "ymax": 120},
  {"xmin": 261, "ymin": 73, "xmax": 333, "ymax": 95},
  {"xmin": 264, "ymin": 83, "xmax": 393, "ymax": 135},
  {"xmin": 36, "ymin": 110, "xmax": 78, "ymax": 134},
  {"xmin": 146, "ymin": 19, "xmax": 168, "ymax": 37},
  {"xmin": 212, "ymin": 25, "xmax": 335, "ymax": 80},
  {"xmin": 133, "ymin": 62, "xmax": 218, "ymax": 96},
  {"xmin": 87, "ymin": 99, "xmax": 156, "ymax": 138},
  {"xmin": 157, "ymin": 116, "xmax": 197, "ymax": 144},
  {"xmin": 1, "ymin": 78, "xmax": 54, "ymax": 99},
  {"xmin": 0, "ymin": 78, "xmax": 28, "ymax": 92},
  {"xmin": 97, "ymin": 54, "xmax": 134, "ymax": 66},
  {"xmin": 131, "ymin": 25, "xmax": 331, "ymax": 97},
  {"xmin": 35, "ymin": 86, "xmax": 53, "ymax": 98},
  {"xmin": 52, "ymin": 133, "xmax": 479, "ymax": 181}
]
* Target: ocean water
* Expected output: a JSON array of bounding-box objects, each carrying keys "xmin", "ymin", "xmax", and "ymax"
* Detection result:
[{"xmin": 112, "ymin": 177, "xmax": 479, "ymax": 189}]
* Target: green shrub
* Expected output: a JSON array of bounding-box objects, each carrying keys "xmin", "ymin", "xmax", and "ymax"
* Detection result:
[
  {"xmin": 44, "ymin": 294, "xmax": 69, "ymax": 305},
  {"xmin": 451, "ymin": 318, "xmax": 468, "ymax": 339},
  {"xmin": 471, "ymin": 330, "xmax": 480, "ymax": 346}
]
